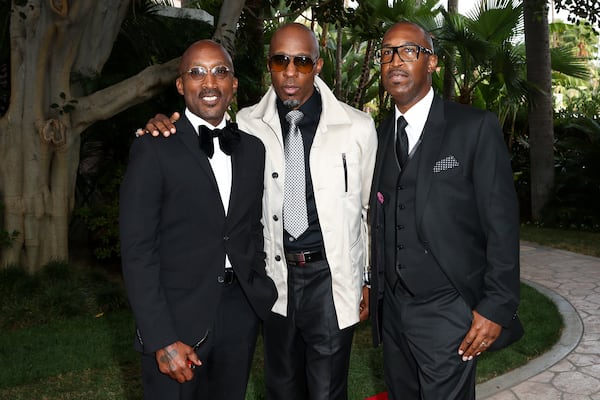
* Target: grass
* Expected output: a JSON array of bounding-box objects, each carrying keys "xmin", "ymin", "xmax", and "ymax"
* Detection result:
[
  {"xmin": 520, "ymin": 223, "xmax": 600, "ymax": 257},
  {"xmin": 0, "ymin": 229, "xmax": 572, "ymax": 399}
]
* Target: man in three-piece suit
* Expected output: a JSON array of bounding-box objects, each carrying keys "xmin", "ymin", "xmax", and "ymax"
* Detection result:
[
  {"xmin": 119, "ymin": 40, "xmax": 277, "ymax": 400},
  {"xmin": 368, "ymin": 22, "xmax": 521, "ymax": 399}
]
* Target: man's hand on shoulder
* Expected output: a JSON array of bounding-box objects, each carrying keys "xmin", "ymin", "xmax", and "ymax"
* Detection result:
[{"xmin": 136, "ymin": 112, "xmax": 180, "ymax": 137}]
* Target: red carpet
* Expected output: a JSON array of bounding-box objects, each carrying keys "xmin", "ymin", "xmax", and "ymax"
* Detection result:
[{"xmin": 365, "ymin": 392, "xmax": 388, "ymax": 400}]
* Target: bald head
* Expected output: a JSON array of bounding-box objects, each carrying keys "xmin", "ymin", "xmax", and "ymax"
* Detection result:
[
  {"xmin": 179, "ymin": 40, "xmax": 234, "ymax": 75},
  {"xmin": 383, "ymin": 21, "xmax": 434, "ymax": 54},
  {"xmin": 270, "ymin": 23, "xmax": 320, "ymax": 60}
]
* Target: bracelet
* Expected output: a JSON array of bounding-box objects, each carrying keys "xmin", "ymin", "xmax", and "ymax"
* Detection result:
[{"xmin": 134, "ymin": 128, "xmax": 149, "ymax": 138}]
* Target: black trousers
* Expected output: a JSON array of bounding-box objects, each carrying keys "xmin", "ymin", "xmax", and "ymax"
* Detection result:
[
  {"xmin": 141, "ymin": 278, "xmax": 259, "ymax": 400},
  {"xmin": 263, "ymin": 259, "xmax": 355, "ymax": 400},
  {"xmin": 382, "ymin": 280, "xmax": 476, "ymax": 400}
]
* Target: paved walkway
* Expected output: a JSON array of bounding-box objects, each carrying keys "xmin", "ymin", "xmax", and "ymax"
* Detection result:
[{"xmin": 477, "ymin": 242, "xmax": 600, "ymax": 399}]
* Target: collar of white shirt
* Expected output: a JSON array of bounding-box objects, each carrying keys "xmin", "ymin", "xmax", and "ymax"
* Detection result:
[
  {"xmin": 394, "ymin": 88, "xmax": 434, "ymax": 153},
  {"xmin": 185, "ymin": 108, "xmax": 228, "ymax": 136}
]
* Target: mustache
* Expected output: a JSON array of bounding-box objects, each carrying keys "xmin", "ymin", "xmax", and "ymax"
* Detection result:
[
  {"xmin": 199, "ymin": 89, "xmax": 221, "ymax": 97},
  {"xmin": 385, "ymin": 67, "xmax": 409, "ymax": 77}
]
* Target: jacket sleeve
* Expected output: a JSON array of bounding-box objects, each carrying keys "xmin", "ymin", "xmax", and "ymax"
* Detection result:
[
  {"xmin": 472, "ymin": 112, "xmax": 520, "ymax": 327},
  {"xmin": 119, "ymin": 137, "xmax": 178, "ymax": 353},
  {"xmin": 361, "ymin": 117, "xmax": 379, "ymax": 281}
]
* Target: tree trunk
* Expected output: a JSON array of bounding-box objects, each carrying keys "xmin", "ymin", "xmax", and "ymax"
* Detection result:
[
  {"xmin": 335, "ymin": 24, "xmax": 343, "ymax": 99},
  {"xmin": 523, "ymin": 0, "xmax": 554, "ymax": 221},
  {"xmin": 352, "ymin": 39, "xmax": 374, "ymax": 110},
  {"xmin": 0, "ymin": 0, "xmax": 178, "ymax": 272},
  {"xmin": 0, "ymin": 0, "xmax": 249, "ymax": 272},
  {"xmin": 213, "ymin": 0, "xmax": 247, "ymax": 55},
  {"xmin": 235, "ymin": 0, "xmax": 265, "ymax": 108},
  {"xmin": 443, "ymin": 0, "xmax": 458, "ymax": 100}
]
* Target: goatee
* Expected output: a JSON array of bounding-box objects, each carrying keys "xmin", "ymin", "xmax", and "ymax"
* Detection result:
[{"xmin": 283, "ymin": 99, "xmax": 301, "ymax": 109}]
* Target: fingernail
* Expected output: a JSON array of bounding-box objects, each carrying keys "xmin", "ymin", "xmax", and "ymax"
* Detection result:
[
  {"xmin": 468, "ymin": 356, "xmax": 473, "ymax": 361},
  {"xmin": 458, "ymin": 349, "xmax": 464, "ymax": 355},
  {"xmin": 462, "ymin": 356, "xmax": 468, "ymax": 362}
]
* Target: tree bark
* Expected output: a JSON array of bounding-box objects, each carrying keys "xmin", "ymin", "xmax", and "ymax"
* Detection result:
[
  {"xmin": 213, "ymin": 0, "xmax": 247, "ymax": 55},
  {"xmin": 235, "ymin": 0, "xmax": 265, "ymax": 108},
  {"xmin": 352, "ymin": 39, "xmax": 374, "ymax": 110},
  {"xmin": 335, "ymin": 25, "xmax": 343, "ymax": 99},
  {"xmin": 0, "ymin": 0, "xmax": 250, "ymax": 272},
  {"xmin": 442, "ymin": 0, "xmax": 458, "ymax": 100},
  {"xmin": 523, "ymin": 0, "xmax": 555, "ymax": 221},
  {"xmin": 0, "ymin": 0, "xmax": 181, "ymax": 272}
]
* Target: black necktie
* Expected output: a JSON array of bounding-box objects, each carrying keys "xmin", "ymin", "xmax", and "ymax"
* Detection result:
[
  {"xmin": 198, "ymin": 123, "xmax": 240, "ymax": 158},
  {"xmin": 396, "ymin": 116, "xmax": 409, "ymax": 168}
]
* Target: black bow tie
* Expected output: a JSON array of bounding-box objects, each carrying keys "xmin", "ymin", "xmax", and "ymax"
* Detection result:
[{"xmin": 198, "ymin": 123, "xmax": 240, "ymax": 158}]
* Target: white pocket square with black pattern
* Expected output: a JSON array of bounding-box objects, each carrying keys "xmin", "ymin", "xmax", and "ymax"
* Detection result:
[{"xmin": 433, "ymin": 155, "xmax": 460, "ymax": 173}]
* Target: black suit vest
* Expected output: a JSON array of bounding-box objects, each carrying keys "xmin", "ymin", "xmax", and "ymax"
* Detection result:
[{"xmin": 379, "ymin": 133, "xmax": 450, "ymax": 296}]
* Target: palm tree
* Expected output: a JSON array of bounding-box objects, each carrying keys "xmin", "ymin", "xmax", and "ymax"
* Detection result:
[
  {"xmin": 523, "ymin": 0, "xmax": 554, "ymax": 221},
  {"xmin": 443, "ymin": 0, "xmax": 459, "ymax": 100},
  {"xmin": 433, "ymin": 0, "xmax": 528, "ymax": 138}
]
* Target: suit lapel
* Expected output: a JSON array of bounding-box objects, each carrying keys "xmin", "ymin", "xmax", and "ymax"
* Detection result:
[
  {"xmin": 373, "ymin": 114, "xmax": 396, "ymax": 196},
  {"xmin": 415, "ymin": 96, "xmax": 446, "ymax": 229},
  {"xmin": 225, "ymin": 125, "xmax": 253, "ymax": 224},
  {"xmin": 176, "ymin": 115, "xmax": 220, "ymax": 192}
]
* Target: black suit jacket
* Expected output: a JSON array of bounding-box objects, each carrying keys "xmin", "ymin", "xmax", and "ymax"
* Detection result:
[
  {"xmin": 369, "ymin": 96, "xmax": 520, "ymax": 346},
  {"xmin": 120, "ymin": 115, "xmax": 277, "ymax": 354}
]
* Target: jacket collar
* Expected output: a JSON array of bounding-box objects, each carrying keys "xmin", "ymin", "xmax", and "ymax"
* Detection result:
[{"xmin": 247, "ymin": 76, "xmax": 353, "ymax": 131}]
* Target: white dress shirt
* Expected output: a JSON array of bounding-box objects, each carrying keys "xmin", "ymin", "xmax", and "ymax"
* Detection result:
[
  {"xmin": 395, "ymin": 88, "xmax": 434, "ymax": 155},
  {"xmin": 185, "ymin": 108, "xmax": 232, "ymax": 269}
]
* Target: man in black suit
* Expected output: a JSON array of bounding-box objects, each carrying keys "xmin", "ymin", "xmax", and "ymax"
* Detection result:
[
  {"xmin": 137, "ymin": 23, "xmax": 377, "ymax": 400},
  {"xmin": 368, "ymin": 22, "xmax": 521, "ymax": 399},
  {"xmin": 119, "ymin": 40, "xmax": 277, "ymax": 400}
]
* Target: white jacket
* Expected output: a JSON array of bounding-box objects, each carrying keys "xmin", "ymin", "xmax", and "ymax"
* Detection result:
[{"xmin": 237, "ymin": 76, "xmax": 377, "ymax": 329}]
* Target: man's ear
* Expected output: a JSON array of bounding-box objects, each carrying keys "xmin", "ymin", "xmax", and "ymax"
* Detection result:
[
  {"xmin": 176, "ymin": 77, "xmax": 184, "ymax": 96},
  {"xmin": 427, "ymin": 54, "xmax": 439, "ymax": 74},
  {"xmin": 232, "ymin": 77, "xmax": 239, "ymax": 94},
  {"xmin": 314, "ymin": 57, "xmax": 324, "ymax": 75}
]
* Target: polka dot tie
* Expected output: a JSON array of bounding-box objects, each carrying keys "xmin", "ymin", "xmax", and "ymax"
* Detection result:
[{"xmin": 283, "ymin": 110, "xmax": 309, "ymax": 239}]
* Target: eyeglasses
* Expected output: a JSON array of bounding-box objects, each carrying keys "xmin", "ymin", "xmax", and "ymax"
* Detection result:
[
  {"xmin": 374, "ymin": 45, "xmax": 433, "ymax": 65},
  {"xmin": 268, "ymin": 54, "xmax": 316, "ymax": 74},
  {"xmin": 181, "ymin": 65, "xmax": 232, "ymax": 81}
]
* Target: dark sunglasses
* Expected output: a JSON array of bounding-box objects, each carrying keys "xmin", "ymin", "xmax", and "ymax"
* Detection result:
[{"xmin": 268, "ymin": 54, "xmax": 316, "ymax": 74}]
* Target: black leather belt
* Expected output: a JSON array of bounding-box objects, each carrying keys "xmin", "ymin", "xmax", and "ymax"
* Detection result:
[
  {"xmin": 285, "ymin": 249, "xmax": 324, "ymax": 266},
  {"xmin": 218, "ymin": 269, "xmax": 236, "ymax": 285}
]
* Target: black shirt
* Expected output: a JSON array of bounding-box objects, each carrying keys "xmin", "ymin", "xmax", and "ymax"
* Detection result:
[{"xmin": 277, "ymin": 89, "xmax": 324, "ymax": 252}]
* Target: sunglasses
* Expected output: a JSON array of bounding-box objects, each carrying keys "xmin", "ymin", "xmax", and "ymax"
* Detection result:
[
  {"xmin": 181, "ymin": 65, "xmax": 232, "ymax": 81},
  {"xmin": 268, "ymin": 54, "xmax": 316, "ymax": 74}
]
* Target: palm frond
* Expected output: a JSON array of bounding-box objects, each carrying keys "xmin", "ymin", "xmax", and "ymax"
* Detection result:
[{"xmin": 551, "ymin": 46, "xmax": 592, "ymax": 81}]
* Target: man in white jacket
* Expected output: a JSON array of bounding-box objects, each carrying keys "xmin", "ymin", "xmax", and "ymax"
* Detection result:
[{"xmin": 141, "ymin": 23, "xmax": 377, "ymax": 400}]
